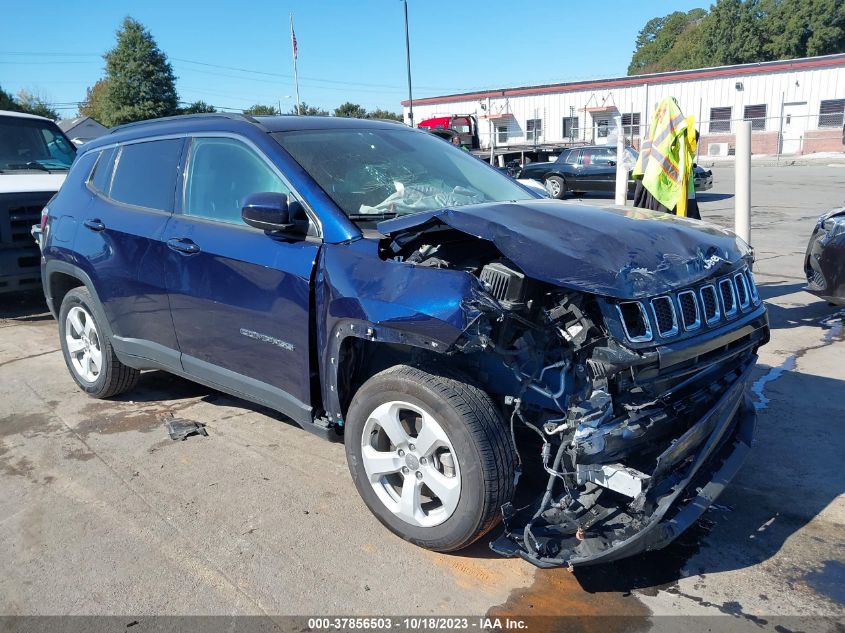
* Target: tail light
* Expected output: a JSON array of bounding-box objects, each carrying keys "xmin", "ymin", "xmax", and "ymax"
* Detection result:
[{"xmin": 40, "ymin": 206, "xmax": 49, "ymax": 231}]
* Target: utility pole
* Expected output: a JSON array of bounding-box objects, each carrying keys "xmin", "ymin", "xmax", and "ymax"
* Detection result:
[
  {"xmin": 488, "ymin": 96, "xmax": 494, "ymax": 165},
  {"xmin": 614, "ymin": 114, "xmax": 626, "ymax": 205},
  {"xmin": 735, "ymin": 120, "xmax": 752, "ymax": 244},
  {"xmin": 402, "ymin": 0, "xmax": 414, "ymax": 127}
]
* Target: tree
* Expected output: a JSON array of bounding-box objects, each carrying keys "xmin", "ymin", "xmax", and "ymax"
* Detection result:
[
  {"xmin": 762, "ymin": 0, "xmax": 845, "ymax": 59},
  {"xmin": 700, "ymin": 0, "xmax": 766, "ymax": 66},
  {"xmin": 180, "ymin": 100, "xmax": 217, "ymax": 114},
  {"xmin": 0, "ymin": 85, "xmax": 20, "ymax": 111},
  {"xmin": 100, "ymin": 17, "xmax": 179, "ymax": 126},
  {"xmin": 15, "ymin": 90, "xmax": 59, "ymax": 120},
  {"xmin": 628, "ymin": 9, "xmax": 708, "ymax": 74},
  {"xmin": 289, "ymin": 102, "xmax": 329, "ymax": 116},
  {"xmin": 367, "ymin": 108, "xmax": 403, "ymax": 122},
  {"xmin": 79, "ymin": 79, "xmax": 109, "ymax": 121},
  {"xmin": 334, "ymin": 102, "xmax": 368, "ymax": 118},
  {"xmin": 244, "ymin": 104, "xmax": 279, "ymax": 115},
  {"xmin": 627, "ymin": 0, "xmax": 844, "ymax": 75}
]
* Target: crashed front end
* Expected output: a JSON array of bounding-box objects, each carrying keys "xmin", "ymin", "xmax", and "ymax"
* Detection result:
[
  {"xmin": 804, "ymin": 207, "xmax": 845, "ymax": 307},
  {"xmin": 375, "ymin": 202, "xmax": 769, "ymax": 568},
  {"xmin": 478, "ymin": 268, "xmax": 769, "ymax": 567}
]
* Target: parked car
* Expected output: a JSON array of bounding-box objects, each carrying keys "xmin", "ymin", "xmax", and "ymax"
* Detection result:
[
  {"xmin": 41, "ymin": 114, "xmax": 768, "ymax": 568},
  {"xmin": 519, "ymin": 145, "xmax": 713, "ymax": 199},
  {"xmin": 0, "ymin": 110, "xmax": 76, "ymax": 292},
  {"xmin": 804, "ymin": 206, "xmax": 845, "ymax": 306}
]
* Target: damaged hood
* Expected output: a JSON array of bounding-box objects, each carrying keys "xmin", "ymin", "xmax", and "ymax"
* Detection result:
[{"xmin": 378, "ymin": 199, "xmax": 750, "ymax": 300}]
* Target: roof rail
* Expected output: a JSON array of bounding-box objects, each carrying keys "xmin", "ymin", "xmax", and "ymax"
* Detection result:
[{"xmin": 109, "ymin": 112, "xmax": 268, "ymax": 134}]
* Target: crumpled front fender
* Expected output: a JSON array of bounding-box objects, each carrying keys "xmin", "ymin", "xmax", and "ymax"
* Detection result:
[{"xmin": 315, "ymin": 239, "xmax": 485, "ymax": 424}]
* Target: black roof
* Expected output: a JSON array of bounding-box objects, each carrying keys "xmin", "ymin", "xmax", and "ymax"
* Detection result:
[{"xmin": 82, "ymin": 113, "xmax": 410, "ymax": 153}]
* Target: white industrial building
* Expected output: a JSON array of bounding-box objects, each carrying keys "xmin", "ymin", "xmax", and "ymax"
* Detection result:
[{"xmin": 402, "ymin": 54, "xmax": 845, "ymax": 157}]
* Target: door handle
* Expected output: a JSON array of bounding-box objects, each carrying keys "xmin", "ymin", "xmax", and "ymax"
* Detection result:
[
  {"xmin": 83, "ymin": 218, "xmax": 105, "ymax": 232},
  {"xmin": 167, "ymin": 237, "xmax": 201, "ymax": 255}
]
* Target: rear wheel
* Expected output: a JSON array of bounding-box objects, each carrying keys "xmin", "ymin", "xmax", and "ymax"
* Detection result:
[
  {"xmin": 345, "ymin": 365, "xmax": 516, "ymax": 552},
  {"xmin": 545, "ymin": 175, "xmax": 566, "ymax": 199},
  {"xmin": 58, "ymin": 287, "xmax": 139, "ymax": 398}
]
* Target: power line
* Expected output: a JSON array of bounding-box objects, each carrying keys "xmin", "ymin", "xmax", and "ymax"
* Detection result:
[{"xmin": 0, "ymin": 50, "xmax": 464, "ymax": 92}]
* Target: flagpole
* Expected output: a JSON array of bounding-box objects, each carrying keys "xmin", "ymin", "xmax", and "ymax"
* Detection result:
[{"xmin": 290, "ymin": 13, "xmax": 301, "ymax": 115}]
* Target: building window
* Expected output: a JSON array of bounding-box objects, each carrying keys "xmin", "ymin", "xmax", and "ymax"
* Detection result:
[
  {"xmin": 743, "ymin": 104, "xmax": 767, "ymax": 131},
  {"xmin": 526, "ymin": 119, "xmax": 542, "ymax": 142},
  {"xmin": 562, "ymin": 116, "xmax": 579, "ymax": 139},
  {"xmin": 709, "ymin": 107, "xmax": 732, "ymax": 133},
  {"xmin": 496, "ymin": 125, "xmax": 508, "ymax": 144},
  {"xmin": 819, "ymin": 99, "xmax": 845, "ymax": 128},
  {"xmin": 596, "ymin": 119, "xmax": 609, "ymax": 138},
  {"xmin": 621, "ymin": 112, "xmax": 641, "ymax": 135}
]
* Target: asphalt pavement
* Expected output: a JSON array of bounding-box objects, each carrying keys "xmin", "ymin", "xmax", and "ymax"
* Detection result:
[{"xmin": 0, "ymin": 165, "xmax": 843, "ymax": 631}]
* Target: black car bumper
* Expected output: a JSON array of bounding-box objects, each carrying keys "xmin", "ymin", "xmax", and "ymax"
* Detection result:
[
  {"xmin": 491, "ymin": 362, "xmax": 757, "ymax": 568},
  {"xmin": 804, "ymin": 220, "xmax": 845, "ymax": 305}
]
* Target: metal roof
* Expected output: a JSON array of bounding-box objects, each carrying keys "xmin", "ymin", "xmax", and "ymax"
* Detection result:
[{"xmin": 402, "ymin": 53, "xmax": 845, "ymax": 107}]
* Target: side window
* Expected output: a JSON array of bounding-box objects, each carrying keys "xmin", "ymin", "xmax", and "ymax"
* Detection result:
[
  {"xmin": 40, "ymin": 127, "xmax": 76, "ymax": 165},
  {"xmin": 110, "ymin": 139, "xmax": 183, "ymax": 211},
  {"xmin": 582, "ymin": 147, "xmax": 614, "ymax": 165},
  {"xmin": 89, "ymin": 147, "xmax": 116, "ymax": 195},
  {"xmin": 183, "ymin": 137, "xmax": 288, "ymax": 225},
  {"xmin": 593, "ymin": 147, "xmax": 616, "ymax": 164},
  {"xmin": 564, "ymin": 150, "xmax": 580, "ymax": 165}
]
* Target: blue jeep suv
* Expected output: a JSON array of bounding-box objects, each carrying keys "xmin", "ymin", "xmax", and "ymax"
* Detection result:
[{"xmin": 41, "ymin": 113, "xmax": 769, "ymax": 567}]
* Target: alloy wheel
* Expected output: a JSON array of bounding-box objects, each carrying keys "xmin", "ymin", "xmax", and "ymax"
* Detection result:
[
  {"xmin": 65, "ymin": 306, "xmax": 102, "ymax": 383},
  {"xmin": 360, "ymin": 401, "xmax": 461, "ymax": 527}
]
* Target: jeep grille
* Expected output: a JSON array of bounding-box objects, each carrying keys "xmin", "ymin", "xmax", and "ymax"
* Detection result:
[{"xmin": 613, "ymin": 267, "xmax": 761, "ymax": 343}]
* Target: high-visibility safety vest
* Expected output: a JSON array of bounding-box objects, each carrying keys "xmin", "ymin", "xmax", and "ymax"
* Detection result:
[{"xmin": 632, "ymin": 97, "xmax": 698, "ymax": 217}]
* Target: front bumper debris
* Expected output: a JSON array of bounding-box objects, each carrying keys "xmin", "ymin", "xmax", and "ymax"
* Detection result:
[
  {"xmin": 491, "ymin": 362, "xmax": 757, "ymax": 568},
  {"xmin": 804, "ymin": 213, "xmax": 845, "ymax": 306}
]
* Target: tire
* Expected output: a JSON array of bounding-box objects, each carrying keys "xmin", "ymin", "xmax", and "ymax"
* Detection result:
[
  {"xmin": 345, "ymin": 364, "xmax": 516, "ymax": 552},
  {"xmin": 545, "ymin": 175, "xmax": 566, "ymax": 199},
  {"xmin": 58, "ymin": 287, "xmax": 139, "ymax": 398}
]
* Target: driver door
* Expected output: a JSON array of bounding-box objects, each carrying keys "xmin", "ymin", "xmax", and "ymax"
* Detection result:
[
  {"xmin": 578, "ymin": 147, "xmax": 617, "ymax": 192},
  {"xmin": 164, "ymin": 135, "xmax": 320, "ymax": 421}
]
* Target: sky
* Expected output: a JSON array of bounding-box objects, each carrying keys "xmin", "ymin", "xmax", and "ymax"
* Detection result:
[{"xmin": 0, "ymin": 0, "xmax": 707, "ymax": 118}]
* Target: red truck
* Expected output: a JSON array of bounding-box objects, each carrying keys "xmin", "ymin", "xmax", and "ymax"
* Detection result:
[{"xmin": 417, "ymin": 115, "xmax": 480, "ymax": 150}]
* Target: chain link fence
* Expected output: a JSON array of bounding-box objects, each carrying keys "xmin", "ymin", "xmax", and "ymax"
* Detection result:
[{"xmin": 622, "ymin": 112, "xmax": 844, "ymax": 162}]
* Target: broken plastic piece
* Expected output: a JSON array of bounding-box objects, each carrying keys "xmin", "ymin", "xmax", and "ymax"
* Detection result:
[{"xmin": 165, "ymin": 419, "xmax": 208, "ymax": 441}]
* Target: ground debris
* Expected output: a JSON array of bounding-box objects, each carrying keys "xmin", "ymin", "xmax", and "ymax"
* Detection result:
[{"xmin": 165, "ymin": 418, "xmax": 208, "ymax": 441}]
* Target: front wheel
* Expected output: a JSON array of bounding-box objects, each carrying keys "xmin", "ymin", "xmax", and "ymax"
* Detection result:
[
  {"xmin": 345, "ymin": 365, "xmax": 516, "ymax": 552},
  {"xmin": 544, "ymin": 175, "xmax": 566, "ymax": 199}
]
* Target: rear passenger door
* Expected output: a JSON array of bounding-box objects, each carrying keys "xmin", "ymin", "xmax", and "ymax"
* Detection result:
[
  {"xmin": 76, "ymin": 138, "xmax": 184, "ymax": 368},
  {"xmin": 163, "ymin": 135, "xmax": 320, "ymax": 421}
]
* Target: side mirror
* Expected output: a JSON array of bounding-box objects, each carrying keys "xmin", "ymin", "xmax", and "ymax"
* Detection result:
[{"xmin": 242, "ymin": 192, "xmax": 292, "ymax": 231}]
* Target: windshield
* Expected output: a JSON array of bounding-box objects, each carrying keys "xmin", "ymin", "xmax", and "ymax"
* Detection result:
[
  {"xmin": 0, "ymin": 116, "xmax": 77, "ymax": 172},
  {"xmin": 273, "ymin": 128, "xmax": 534, "ymax": 222}
]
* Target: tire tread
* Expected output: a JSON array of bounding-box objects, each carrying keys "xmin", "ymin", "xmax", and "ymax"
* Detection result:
[
  {"xmin": 365, "ymin": 364, "xmax": 516, "ymax": 551},
  {"xmin": 60, "ymin": 287, "xmax": 140, "ymax": 399}
]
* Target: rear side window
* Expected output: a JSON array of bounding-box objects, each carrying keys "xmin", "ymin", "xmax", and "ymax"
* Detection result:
[
  {"xmin": 90, "ymin": 147, "xmax": 116, "ymax": 194},
  {"xmin": 110, "ymin": 139, "xmax": 183, "ymax": 211}
]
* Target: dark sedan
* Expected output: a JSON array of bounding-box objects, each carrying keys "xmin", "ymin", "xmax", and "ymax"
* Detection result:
[
  {"xmin": 519, "ymin": 145, "xmax": 713, "ymax": 199},
  {"xmin": 805, "ymin": 207, "xmax": 845, "ymax": 306}
]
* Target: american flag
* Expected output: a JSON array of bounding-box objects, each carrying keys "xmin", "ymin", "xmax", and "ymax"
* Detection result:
[{"xmin": 290, "ymin": 17, "xmax": 298, "ymax": 60}]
